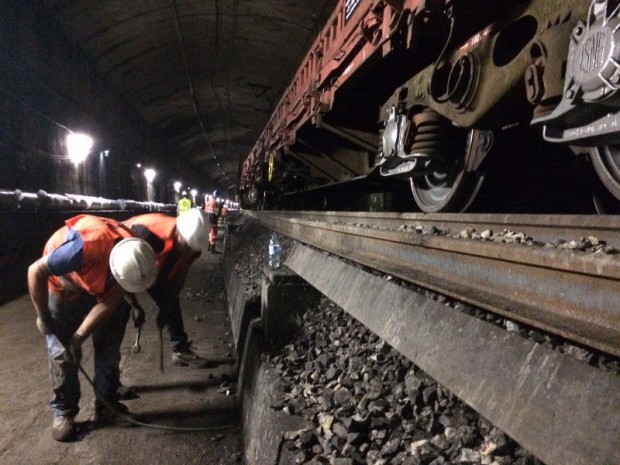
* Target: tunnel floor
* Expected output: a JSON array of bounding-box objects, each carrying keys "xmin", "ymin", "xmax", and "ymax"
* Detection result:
[{"xmin": 0, "ymin": 238, "xmax": 243, "ymax": 465}]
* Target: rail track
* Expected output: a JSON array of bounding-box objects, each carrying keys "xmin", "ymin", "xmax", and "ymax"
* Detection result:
[
  {"xmin": 247, "ymin": 210, "xmax": 620, "ymax": 357},
  {"xmin": 245, "ymin": 210, "xmax": 620, "ymax": 465}
]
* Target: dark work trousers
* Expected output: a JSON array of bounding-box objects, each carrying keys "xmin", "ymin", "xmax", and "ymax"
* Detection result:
[
  {"xmin": 147, "ymin": 245, "xmax": 191, "ymax": 351},
  {"xmin": 148, "ymin": 287, "xmax": 188, "ymax": 351},
  {"xmin": 46, "ymin": 293, "xmax": 127, "ymax": 418}
]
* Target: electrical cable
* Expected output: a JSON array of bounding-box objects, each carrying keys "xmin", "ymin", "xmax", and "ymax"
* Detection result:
[{"xmin": 64, "ymin": 334, "xmax": 238, "ymax": 432}]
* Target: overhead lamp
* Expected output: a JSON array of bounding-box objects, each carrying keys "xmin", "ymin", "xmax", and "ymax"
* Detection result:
[
  {"xmin": 136, "ymin": 163, "xmax": 142, "ymax": 168},
  {"xmin": 190, "ymin": 188, "xmax": 198, "ymax": 197},
  {"xmin": 173, "ymin": 181, "xmax": 182, "ymax": 192},
  {"xmin": 144, "ymin": 168, "xmax": 157, "ymax": 183},
  {"xmin": 66, "ymin": 133, "xmax": 93, "ymax": 165}
]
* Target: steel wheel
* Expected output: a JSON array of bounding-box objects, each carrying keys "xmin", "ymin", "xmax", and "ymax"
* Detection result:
[
  {"xmin": 590, "ymin": 146, "xmax": 620, "ymax": 209},
  {"xmin": 410, "ymin": 129, "xmax": 487, "ymax": 213}
]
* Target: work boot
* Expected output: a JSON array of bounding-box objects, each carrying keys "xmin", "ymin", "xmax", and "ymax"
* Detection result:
[
  {"xmin": 94, "ymin": 401, "xmax": 136, "ymax": 428},
  {"xmin": 117, "ymin": 384, "xmax": 138, "ymax": 401},
  {"xmin": 52, "ymin": 415, "xmax": 75, "ymax": 442},
  {"xmin": 172, "ymin": 344, "xmax": 215, "ymax": 368}
]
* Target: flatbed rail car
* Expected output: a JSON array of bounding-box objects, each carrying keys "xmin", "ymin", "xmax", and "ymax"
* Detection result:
[{"xmin": 238, "ymin": 0, "xmax": 620, "ymax": 213}]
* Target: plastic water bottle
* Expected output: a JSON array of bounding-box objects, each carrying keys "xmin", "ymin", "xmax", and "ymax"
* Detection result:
[{"xmin": 268, "ymin": 232, "xmax": 281, "ymax": 269}]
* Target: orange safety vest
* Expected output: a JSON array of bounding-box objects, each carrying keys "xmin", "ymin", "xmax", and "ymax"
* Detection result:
[
  {"xmin": 44, "ymin": 215, "xmax": 133, "ymax": 298},
  {"xmin": 123, "ymin": 213, "xmax": 175, "ymax": 269},
  {"xmin": 124, "ymin": 213, "xmax": 198, "ymax": 295},
  {"xmin": 204, "ymin": 197, "xmax": 218, "ymax": 215}
]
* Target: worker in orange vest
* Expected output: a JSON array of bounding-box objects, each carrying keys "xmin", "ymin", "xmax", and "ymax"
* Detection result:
[
  {"xmin": 122, "ymin": 209, "xmax": 211, "ymax": 367},
  {"xmin": 27, "ymin": 215, "xmax": 158, "ymax": 442},
  {"xmin": 203, "ymin": 189, "xmax": 222, "ymax": 253}
]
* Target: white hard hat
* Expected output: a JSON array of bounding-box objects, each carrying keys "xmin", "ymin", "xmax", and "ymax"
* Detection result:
[
  {"xmin": 109, "ymin": 238, "xmax": 158, "ymax": 293},
  {"xmin": 176, "ymin": 208, "xmax": 207, "ymax": 251}
]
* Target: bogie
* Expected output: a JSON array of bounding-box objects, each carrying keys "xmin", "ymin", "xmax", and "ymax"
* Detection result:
[{"xmin": 239, "ymin": 0, "xmax": 620, "ymax": 213}]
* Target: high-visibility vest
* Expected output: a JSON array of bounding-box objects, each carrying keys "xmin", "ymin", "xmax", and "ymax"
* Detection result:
[
  {"xmin": 123, "ymin": 213, "xmax": 175, "ymax": 269},
  {"xmin": 178, "ymin": 197, "xmax": 192, "ymax": 215},
  {"xmin": 44, "ymin": 215, "xmax": 132, "ymax": 297},
  {"xmin": 204, "ymin": 197, "xmax": 218, "ymax": 215},
  {"xmin": 125, "ymin": 213, "xmax": 198, "ymax": 295}
]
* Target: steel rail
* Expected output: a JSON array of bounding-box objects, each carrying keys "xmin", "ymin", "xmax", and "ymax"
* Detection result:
[
  {"xmin": 259, "ymin": 210, "xmax": 620, "ymax": 249},
  {"xmin": 246, "ymin": 211, "xmax": 620, "ymax": 357}
]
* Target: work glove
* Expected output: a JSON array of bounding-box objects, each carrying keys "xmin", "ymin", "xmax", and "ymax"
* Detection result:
[
  {"xmin": 64, "ymin": 333, "xmax": 85, "ymax": 365},
  {"xmin": 36, "ymin": 313, "xmax": 54, "ymax": 335},
  {"xmin": 132, "ymin": 305, "xmax": 146, "ymax": 328}
]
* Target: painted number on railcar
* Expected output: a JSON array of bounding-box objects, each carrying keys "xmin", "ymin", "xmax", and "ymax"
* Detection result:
[{"xmin": 345, "ymin": 0, "xmax": 361, "ymax": 22}]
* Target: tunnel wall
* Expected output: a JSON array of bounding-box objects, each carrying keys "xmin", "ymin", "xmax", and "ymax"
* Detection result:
[{"xmin": 0, "ymin": 1, "xmax": 186, "ymax": 203}]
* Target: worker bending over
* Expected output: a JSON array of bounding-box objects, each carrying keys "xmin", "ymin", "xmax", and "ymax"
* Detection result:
[
  {"xmin": 123, "ymin": 209, "xmax": 211, "ymax": 367},
  {"xmin": 28, "ymin": 215, "xmax": 158, "ymax": 442}
]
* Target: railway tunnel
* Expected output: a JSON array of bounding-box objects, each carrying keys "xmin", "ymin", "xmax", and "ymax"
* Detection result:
[{"xmin": 1, "ymin": 1, "xmax": 620, "ymax": 465}]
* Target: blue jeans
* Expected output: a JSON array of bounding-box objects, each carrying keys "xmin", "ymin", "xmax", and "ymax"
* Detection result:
[{"xmin": 46, "ymin": 293, "xmax": 127, "ymax": 418}]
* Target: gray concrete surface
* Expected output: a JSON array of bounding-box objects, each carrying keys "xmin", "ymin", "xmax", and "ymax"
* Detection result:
[{"xmin": 0, "ymin": 244, "xmax": 242, "ymax": 465}]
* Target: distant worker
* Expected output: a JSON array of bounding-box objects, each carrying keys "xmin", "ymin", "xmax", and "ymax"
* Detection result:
[
  {"xmin": 203, "ymin": 189, "xmax": 223, "ymax": 253},
  {"xmin": 122, "ymin": 209, "xmax": 211, "ymax": 367},
  {"xmin": 221, "ymin": 202, "xmax": 229, "ymax": 223},
  {"xmin": 177, "ymin": 190, "xmax": 192, "ymax": 216},
  {"xmin": 27, "ymin": 215, "xmax": 158, "ymax": 442}
]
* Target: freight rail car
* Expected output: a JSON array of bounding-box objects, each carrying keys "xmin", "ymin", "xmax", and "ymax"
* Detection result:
[{"xmin": 238, "ymin": 0, "xmax": 620, "ymax": 213}]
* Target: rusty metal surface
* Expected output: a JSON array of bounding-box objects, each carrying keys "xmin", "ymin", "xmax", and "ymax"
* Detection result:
[
  {"xmin": 238, "ymin": 0, "xmax": 430, "ymax": 200},
  {"xmin": 286, "ymin": 244, "xmax": 620, "ymax": 465},
  {"xmin": 247, "ymin": 210, "xmax": 620, "ymax": 356},
  {"xmin": 261, "ymin": 210, "xmax": 620, "ymax": 249}
]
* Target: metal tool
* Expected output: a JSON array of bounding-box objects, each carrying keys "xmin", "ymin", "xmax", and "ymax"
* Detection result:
[{"xmin": 132, "ymin": 324, "xmax": 142, "ymax": 353}]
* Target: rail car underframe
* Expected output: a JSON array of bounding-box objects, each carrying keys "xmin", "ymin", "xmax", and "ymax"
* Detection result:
[
  {"xmin": 241, "ymin": 0, "xmax": 620, "ymax": 211},
  {"xmin": 379, "ymin": 0, "xmax": 620, "ymax": 210}
]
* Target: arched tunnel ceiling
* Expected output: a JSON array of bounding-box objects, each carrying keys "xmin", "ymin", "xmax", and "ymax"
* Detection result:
[{"xmin": 39, "ymin": 0, "xmax": 337, "ymax": 194}]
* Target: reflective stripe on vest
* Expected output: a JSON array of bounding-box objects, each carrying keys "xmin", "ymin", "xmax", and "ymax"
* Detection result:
[
  {"xmin": 123, "ymin": 213, "xmax": 175, "ymax": 269},
  {"xmin": 178, "ymin": 198, "xmax": 192, "ymax": 214},
  {"xmin": 204, "ymin": 198, "xmax": 218, "ymax": 214},
  {"xmin": 44, "ymin": 215, "xmax": 132, "ymax": 297}
]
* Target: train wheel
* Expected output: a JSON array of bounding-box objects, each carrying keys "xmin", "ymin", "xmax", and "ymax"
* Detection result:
[
  {"xmin": 409, "ymin": 129, "xmax": 486, "ymax": 213},
  {"xmin": 590, "ymin": 146, "xmax": 620, "ymax": 211}
]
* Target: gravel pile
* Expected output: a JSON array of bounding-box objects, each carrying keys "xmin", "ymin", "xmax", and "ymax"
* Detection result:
[
  {"xmin": 227, "ymin": 217, "xmax": 618, "ymax": 464},
  {"xmin": 394, "ymin": 223, "xmax": 619, "ymax": 255},
  {"xmin": 228, "ymin": 216, "xmax": 296, "ymax": 301},
  {"xmin": 226, "ymin": 219, "xmax": 541, "ymax": 464},
  {"xmin": 267, "ymin": 298, "xmax": 542, "ymax": 465}
]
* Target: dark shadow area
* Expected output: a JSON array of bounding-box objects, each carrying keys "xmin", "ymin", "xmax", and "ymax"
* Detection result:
[
  {"xmin": 129, "ymin": 378, "xmax": 231, "ymax": 394},
  {"xmin": 138, "ymin": 404, "xmax": 239, "ymax": 428}
]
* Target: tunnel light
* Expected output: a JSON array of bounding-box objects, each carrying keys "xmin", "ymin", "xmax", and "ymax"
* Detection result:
[
  {"xmin": 174, "ymin": 181, "xmax": 182, "ymax": 193},
  {"xmin": 190, "ymin": 188, "xmax": 197, "ymax": 197},
  {"xmin": 144, "ymin": 168, "xmax": 157, "ymax": 183},
  {"xmin": 66, "ymin": 133, "xmax": 93, "ymax": 165},
  {"xmin": 136, "ymin": 163, "xmax": 142, "ymax": 168}
]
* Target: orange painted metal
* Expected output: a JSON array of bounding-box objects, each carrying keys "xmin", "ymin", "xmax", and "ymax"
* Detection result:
[{"xmin": 240, "ymin": 0, "xmax": 430, "ymax": 192}]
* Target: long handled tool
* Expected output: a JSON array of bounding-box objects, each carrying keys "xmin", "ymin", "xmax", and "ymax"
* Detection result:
[
  {"xmin": 132, "ymin": 324, "xmax": 142, "ymax": 353},
  {"xmin": 128, "ymin": 295, "xmax": 145, "ymax": 353}
]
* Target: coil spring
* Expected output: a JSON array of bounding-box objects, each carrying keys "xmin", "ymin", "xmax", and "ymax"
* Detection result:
[{"xmin": 408, "ymin": 109, "xmax": 451, "ymax": 158}]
